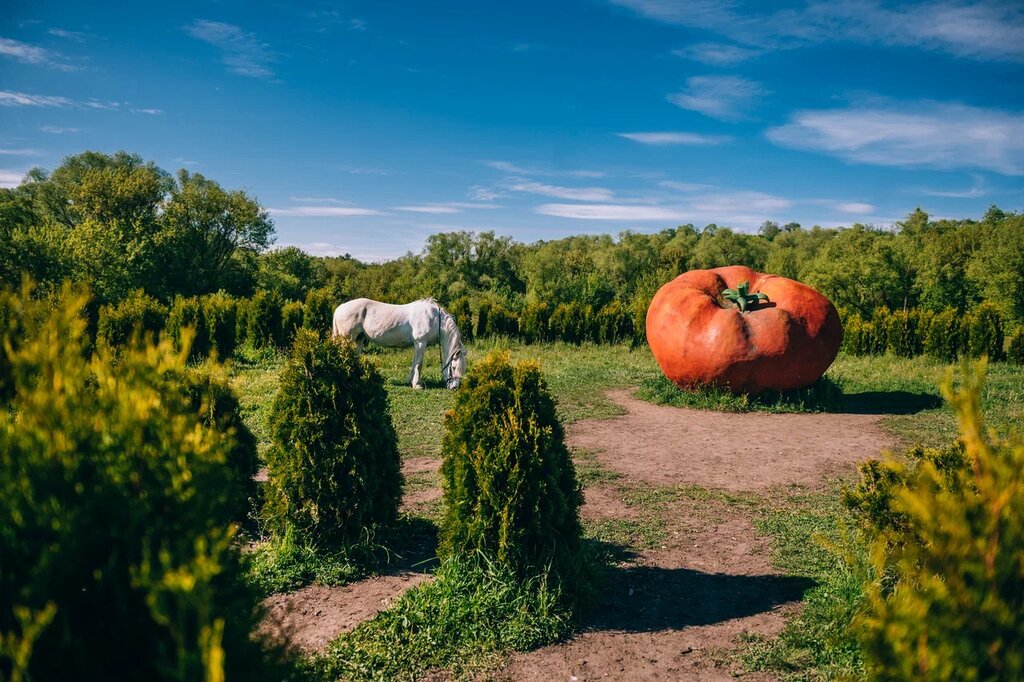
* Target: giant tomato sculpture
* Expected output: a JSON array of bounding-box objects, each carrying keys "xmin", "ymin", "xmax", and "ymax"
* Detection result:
[{"xmin": 646, "ymin": 266, "xmax": 842, "ymax": 394}]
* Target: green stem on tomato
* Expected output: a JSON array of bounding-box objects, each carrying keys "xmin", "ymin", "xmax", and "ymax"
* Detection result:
[{"xmin": 722, "ymin": 281, "xmax": 769, "ymax": 313}]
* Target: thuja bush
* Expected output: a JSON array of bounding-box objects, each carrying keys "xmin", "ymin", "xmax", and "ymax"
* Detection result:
[
  {"xmin": 263, "ymin": 329, "xmax": 402, "ymax": 547},
  {"xmin": 474, "ymin": 299, "xmax": 492, "ymax": 338},
  {"xmin": 303, "ymin": 286, "xmax": 336, "ymax": 335},
  {"xmin": 595, "ymin": 301, "xmax": 633, "ymax": 344},
  {"xmin": 519, "ymin": 300, "xmax": 550, "ymax": 344},
  {"xmin": 166, "ymin": 295, "xmax": 211, "ymax": 361},
  {"xmin": 967, "ymin": 302, "xmax": 1005, "ymax": 361},
  {"xmin": 885, "ymin": 309, "xmax": 926, "ymax": 358},
  {"xmin": 202, "ymin": 291, "xmax": 238, "ymax": 359},
  {"xmin": 439, "ymin": 351, "xmax": 583, "ymax": 591},
  {"xmin": 281, "ymin": 300, "xmax": 304, "ymax": 345},
  {"xmin": 96, "ymin": 289, "xmax": 166, "ymax": 349},
  {"xmin": 489, "ymin": 301, "xmax": 519, "ymax": 338},
  {"xmin": 846, "ymin": 362, "xmax": 1024, "ymax": 680},
  {"xmin": 0, "ymin": 287, "xmax": 290, "ymax": 681},
  {"xmin": 924, "ymin": 308, "xmax": 963, "ymax": 362},
  {"xmin": 447, "ymin": 297, "xmax": 474, "ymax": 341},
  {"xmin": 1009, "ymin": 329, "xmax": 1024, "ymax": 365},
  {"xmin": 548, "ymin": 302, "xmax": 593, "ymax": 345},
  {"xmin": 243, "ymin": 290, "xmax": 285, "ymax": 350}
]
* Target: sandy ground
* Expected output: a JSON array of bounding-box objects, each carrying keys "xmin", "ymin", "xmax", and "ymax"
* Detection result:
[{"xmin": 261, "ymin": 387, "xmax": 896, "ymax": 678}]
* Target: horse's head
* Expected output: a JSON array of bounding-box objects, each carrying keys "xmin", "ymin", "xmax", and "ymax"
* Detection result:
[{"xmin": 440, "ymin": 310, "xmax": 466, "ymax": 390}]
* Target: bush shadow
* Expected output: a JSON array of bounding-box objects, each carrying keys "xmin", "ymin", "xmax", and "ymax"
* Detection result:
[
  {"xmin": 583, "ymin": 562, "xmax": 814, "ymax": 633},
  {"xmin": 384, "ymin": 515, "xmax": 440, "ymax": 574}
]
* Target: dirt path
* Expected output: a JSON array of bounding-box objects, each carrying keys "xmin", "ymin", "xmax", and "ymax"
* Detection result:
[
  {"xmin": 262, "ymin": 388, "xmax": 896, "ymax": 678},
  {"xmin": 569, "ymin": 389, "xmax": 896, "ymax": 492}
]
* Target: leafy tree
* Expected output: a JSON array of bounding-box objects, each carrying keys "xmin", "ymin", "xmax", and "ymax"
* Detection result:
[{"xmin": 255, "ymin": 246, "xmax": 326, "ymax": 301}]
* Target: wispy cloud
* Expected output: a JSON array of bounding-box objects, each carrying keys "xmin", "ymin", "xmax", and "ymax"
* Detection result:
[
  {"xmin": 509, "ymin": 181, "xmax": 615, "ymax": 202},
  {"xmin": 185, "ymin": 20, "xmax": 275, "ymax": 79},
  {"xmin": 536, "ymin": 204, "xmax": 689, "ymax": 220},
  {"xmin": 0, "ymin": 170, "xmax": 26, "ymax": 188},
  {"xmin": 0, "ymin": 148, "xmax": 42, "ymax": 156},
  {"xmin": 617, "ymin": 131, "xmax": 731, "ymax": 146},
  {"xmin": 0, "ymin": 90, "xmax": 73, "ymax": 107},
  {"xmin": 336, "ymin": 164, "xmax": 397, "ymax": 176},
  {"xmin": 268, "ymin": 206, "xmax": 381, "ymax": 217},
  {"xmin": 609, "ymin": 0, "xmax": 1024, "ymax": 62},
  {"xmin": 39, "ymin": 125, "xmax": 79, "ymax": 134},
  {"xmin": 919, "ymin": 174, "xmax": 989, "ymax": 198},
  {"xmin": 485, "ymin": 160, "xmax": 607, "ymax": 178},
  {"xmin": 395, "ymin": 201, "xmax": 502, "ymax": 214},
  {"xmin": 836, "ymin": 202, "xmax": 875, "ymax": 214},
  {"xmin": 767, "ymin": 100, "xmax": 1024, "ymax": 175},
  {"xmin": 130, "ymin": 108, "xmax": 162, "ymax": 115},
  {"xmin": 671, "ymin": 42, "xmax": 761, "ymax": 65},
  {"xmin": 667, "ymin": 75, "xmax": 767, "ymax": 121},
  {"xmin": 47, "ymin": 28, "xmax": 90, "ymax": 42},
  {"xmin": 0, "ymin": 37, "xmax": 79, "ymax": 71},
  {"xmin": 660, "ymin": 180, "xmax": 716, "ymax": 192}
]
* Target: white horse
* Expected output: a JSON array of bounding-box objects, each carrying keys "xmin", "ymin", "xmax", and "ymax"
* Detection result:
[{"xmin": 332, "ymin": 297, "xmax": 467, "ymax": 390}]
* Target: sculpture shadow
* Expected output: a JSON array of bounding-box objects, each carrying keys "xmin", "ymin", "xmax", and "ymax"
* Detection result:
[
  {"xmin": 580, "ymin": 563, "xmax": 814, "ymax": 633},
  {"xmin": 834, "ymin": 390, "xmax": 944, "ymax": 415}
]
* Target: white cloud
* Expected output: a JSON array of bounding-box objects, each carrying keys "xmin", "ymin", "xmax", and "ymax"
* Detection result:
[
  {"xmin": 485, "ymin": 160, "xmax": 607, "ymax": 178},
  {"xmin": 689, "ymin": 191, "xmax": 792, "ymax": 213},
  {"xmin": 667, "ymin": 75, "xmax": 767, "ymax": 121},
  {"xmin": 48, "ymin": 28, "xmax": 89, "ymax": 42},
  {"xmin": 660, "ymin": 180, "xmax": 716, "ymax": 192},
  {"xmin": 0, "ymin": 148, "xmax": 41, "ymax": 156},
  {"xmin": 39, "ymin": 125, "xmax": 79, "ymax": 133},
  {"xmin": 536, "ymin": 204, "xmax": 688, "ymax": 220},
  {"xmin": 671, "ymin": 42, "xmax": 761, "ymax": 65},
  {"xmin": 130, "ymin": 108, "xmax": 162, "ymax": 115},
  {"xmin": 288, "ymin": 196, "xmax": 352, "ymax": 204},
  {"xmin": 920, "ymin": 175, "xmax": 988, "ymax": 198},
  {"xmin": 185, "ymin": 20, "xmax": 275, "ymax": 79},
  {"xmin": 767, "ymin": 101, "xmax": 1024, "ymax": 175},
  {"xmin": 836, "ymin": 202, "xmax": 875, "ymax": 214},
  {"xmin": 268, "ymin": 206, "xmax": 381, "ymax": 217},
  {"xmin": 0, "ymin": 90, "xmax": 73, "ymax": 107},
  {"xmin": 617, "ymin": 131, "xmax": 731, "ymax": 145},
  {"xmin": 395, "ymin": 205, "xmax": 462, "ymax": 214},
  {"xmin": 609, "ymin": 0, "xmax": 1024, "ymax": 62},
  {"xmin": 0, "ymin": 170, "xmax": 26, "ymax": 188},
  {"xmin": 0, "ymin": 37, "xmax": 78, "ymax": 71},
  {"xmin": 469, "ymin": 185, "xmax": 505, "ymax": 201},
  {"xmin": 509, "ymin": 181, "xmax": 615, "ymax": 201}
]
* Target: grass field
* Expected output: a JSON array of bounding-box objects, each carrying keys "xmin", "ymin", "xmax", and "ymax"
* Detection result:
[{"xmin": 229, "ymin": 341, "xmax": 1024, "ymax": 679}]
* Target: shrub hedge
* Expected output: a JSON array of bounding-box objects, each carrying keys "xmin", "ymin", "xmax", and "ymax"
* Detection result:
[
  {"xmin": 166, "ymin": 295, "xmax": 211, "ymax": 360},
  {"xmin": 96, "ymin": 289, "xmax": 166, "ymax": 349}
]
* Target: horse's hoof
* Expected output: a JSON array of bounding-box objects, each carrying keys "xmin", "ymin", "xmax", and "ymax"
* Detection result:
[{"xmin": 412, "ymin": 384, "xmax": 423, "ymax": 390}]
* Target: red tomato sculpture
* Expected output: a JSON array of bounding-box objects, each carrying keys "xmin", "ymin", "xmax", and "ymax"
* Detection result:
[{"xmin": 646, "ymin": 266, "xmax": 842, "ymax": 394}]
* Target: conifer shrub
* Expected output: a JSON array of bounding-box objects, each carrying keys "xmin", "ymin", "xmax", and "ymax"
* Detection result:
[
  {"xmin": 244, "ymin": 290, "xmax": 285, "ymax": 350},
  {"xmin": 447, "ymin": 297, "xmax": 474, "ymax": 341},
  {"xmin": 1009, "ymin": 329, "xmax": 1024, "ymax": 365},
  {"xmin": 595, "ymin": 301, "xmax": 633, "ymax": 344},
  {"xmin": 844, "ymin": 362, "xmax": 1024, "ymax": 680},
  {"xmin": 488, "ymin": 302, "xmax": 519, "ymax": 338},
  {"xmin": 166, "ymin": 295, "xmax": 211, "ymax": 360},
  {"xmin": 884, "ymin": 309, "xmax": 924, "ymax": 357},
  {"xmin": 202, "ymin": 291, "xmax": 238, "ymax": 359},
  {"xmin": 548, "ymin": 302, "xmax": 592, "ymax": 344},
  {"xmin": 0, "ymin": 287, "xmax": 289, "ymax": 681},
  {"xmin": 439, "ymin": 351, "xmax": 583, "ymax": 590},
  {"xmin": 263, "ymin": 330, "xmax": 402, "ymax": 547},
  {"xmin": 630, "ymin": 294, "xmax": 650, "ymax": 347},
  {"xmin": 281, "ymin": 300, "xmax": 304, "ymax": 345},
  {"xmin": 303, "ymin": 286, "xmax": 336, "ymax": 335},
  {"xmin": 96, "ymin": 289, "xmax": 166, "ymax": 349},
  {"xmin": 474, "ymin": 299, "xmax": 492, "ymax": 338},
  {"xmin": 518, "ymin": 301, "xmax": 549, "ymax": 344},
  {"xmin": 967, "ymin": 302, "xmax": 1005, "ymax": 360},
  {"xmin": 924, "ymin": 308, "xmax": 963, "ymax": 362}
]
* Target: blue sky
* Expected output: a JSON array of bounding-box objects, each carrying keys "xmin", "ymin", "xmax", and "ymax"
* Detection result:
[{"xmin": 2, "ymin": 1, "xmax": 1023, "ymax": 260}]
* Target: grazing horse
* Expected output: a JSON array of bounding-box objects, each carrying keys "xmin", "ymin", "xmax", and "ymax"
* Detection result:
[{"xmin": 331, "ymin": 298, "xmax": 467, "ymax": 389}]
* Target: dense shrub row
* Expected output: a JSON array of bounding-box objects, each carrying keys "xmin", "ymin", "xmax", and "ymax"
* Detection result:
[
  {"xmin": 842, "ymin": 303, "xmax": 1014, "ymax": 362},
  {"xmin": 457, "ymin": 296, "xmax": 647, "ymax": 346}
]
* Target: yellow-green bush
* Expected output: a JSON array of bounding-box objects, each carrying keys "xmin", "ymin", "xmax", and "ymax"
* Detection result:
[
  {"xmin": 281, "ymin": 300, "xmax": 304, "ymax": 345},
  {"xmin": 1009, "ymin": 329, "xmax": 1024, "ymax": 365},
  {"xmin": 263, "ymin": 330, "xmax": 402, "ymax": 547},
  {"xmin": 885, "ymin": 309, "xmax": 927, "ymax": 358},
  {"xmin": 474, "ymin": 299, "xmax": 492, "ymax": 338},
  {"xmin": 303, "ymin": 286, "xmax": 336, "ymax": 335},
  {"xmin": 447, "ymin": 297, "xmax": 474, "ymax": 341},
  {"xmin": 967, "ymin": 302, "xmax": 1005, "ymax": 361},
  {"xmin": 846, "ymin": 362, "xmax": 1024, "ymax": 680},
  {"xmin": 240, "ymin": 290, "xmax": 284, "ymax": 349},
  {"xmin": 924, "ymin": 308, "xmax": 964, "ymax": 362},
  {"xmin": 96, "ymin": 288, "xmax": 166, "ymax": 349},
  {"xmin": 0, "ymin": 287, "xmax": 288, "ymax": 681},
  {"xmin": 201, "ymin": 291, "xmax": 238, "ymax": 359},
  {"xmin": 595, "ymin": 301, "xmax": 633, "ymax": 344},
  {"xmin": 439, "ymin": 352, "xmax": 583, "ymax": 590},
  {"xmin": 548, "ymin": 302, "xmax": 593, "ymax": 345},
  {"xmin": 166, "ymin": 295, "xmax": 211, "ymax": 360},
  {"xmin": 518, "ymin": 300, "xmax": 549, "ymax": 343}
]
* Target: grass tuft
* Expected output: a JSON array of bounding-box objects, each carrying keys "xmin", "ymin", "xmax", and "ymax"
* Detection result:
[{"xmin": 635, "ymin": 374, "xmax": 843, "ymax": 413}]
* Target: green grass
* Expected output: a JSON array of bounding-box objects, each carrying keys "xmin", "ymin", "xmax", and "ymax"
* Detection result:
[{"xmin": 312, "ymin": 556, "xmax": 574, "ymax": 681}]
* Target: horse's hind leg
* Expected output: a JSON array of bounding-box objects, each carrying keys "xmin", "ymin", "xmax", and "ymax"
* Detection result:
[{"xmin": 409, "ymin": 339, "xmax": 427, "ymax": 389}]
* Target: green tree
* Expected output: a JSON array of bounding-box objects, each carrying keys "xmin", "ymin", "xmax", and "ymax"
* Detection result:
[{"xmin": 255, "ymin": 246, "xmax": 326, "ymax": 301}]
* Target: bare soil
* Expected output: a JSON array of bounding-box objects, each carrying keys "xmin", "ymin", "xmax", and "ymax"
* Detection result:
[
  {"xmin": 569, "ymin": 389, "xmax": 896, "ymax": 492},
  {"xmin": 262, "ymin": 387, "xmax": 896, "ymax": 679}
]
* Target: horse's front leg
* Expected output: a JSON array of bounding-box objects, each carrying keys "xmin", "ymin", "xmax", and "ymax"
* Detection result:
[{"xmin": 409, "ymin": 340, "xmax": 427, "ymax": 389}]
